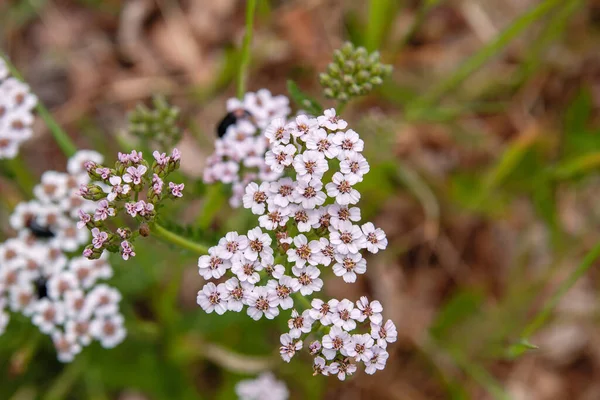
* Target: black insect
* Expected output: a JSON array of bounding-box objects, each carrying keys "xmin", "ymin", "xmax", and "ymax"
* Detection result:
[
  {"xmin": 216, "ymin": 109, "xmax": 252, "ymax": 138},
  {"xmin": 26, "ymin": 218, "xmax": 55, "ymax": 239},
  {"xmin": 34, "ymin": 276, "xmax": 49, "ymax": 299}
]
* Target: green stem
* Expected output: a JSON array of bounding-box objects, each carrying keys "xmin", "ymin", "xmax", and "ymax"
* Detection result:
[
  {"xmin": 152, "ymin": 222, "xmax": 209, "ymax": 255},
  {"xmin": 236, "ymin": 0, "xmax": 257, "ymax": 99},
  {"xmin": 521, "ymin": 241, "xmax": 600, "ymax": 339},
  {"xmin": 293, "ymin": 292, "xmax": 312, "ymax": 310},
  {"xmin": 409, "ymin": 0, "xmax": 562, "ymax": 114},
  {"xmin": 43, "ymin": 356, "xmax": 87, "ymax": 400},
  {"xmin": 0, "ymin": 53, "xmax": 77, "ymax": 157}
]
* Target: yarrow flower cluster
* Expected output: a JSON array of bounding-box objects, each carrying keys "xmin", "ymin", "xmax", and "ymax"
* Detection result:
[
  {"xmin": 196, "ymin": 108, "xmax": 394, "ymax": 378},
  {"xmin": 78, "ymin": 148, "xmax": 184, "ymax": 261},
  {"xmin": 319, "ymin": 42, "xmax": 392, "ymax": 102},
  {"xmin": 202, "ymin": 89, "xmax": 291, "ymax": 207},
  {"xmin": 284, "ymin": 296, "xmax": 395, "ymax": 380},
  {"xmin": 0, "ymin": 57, "xmax": 38, "ymax": 159},
  {"xmin": 0, "ymin": 151, "xmax": 125, "ymax": 362},
  {"xmin": 235, "ymin": 372, "xmax": 289, "ymax": 400}
]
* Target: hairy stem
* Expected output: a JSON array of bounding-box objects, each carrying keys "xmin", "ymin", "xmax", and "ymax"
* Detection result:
[{"xmin": 152, "ymin": 223, "xmax": 209, "ymax": 255}]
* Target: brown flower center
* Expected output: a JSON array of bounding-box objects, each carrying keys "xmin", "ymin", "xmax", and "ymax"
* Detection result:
[{"xmin": 340, "ymin": 232, "xmax": 353, "ymax": 244}]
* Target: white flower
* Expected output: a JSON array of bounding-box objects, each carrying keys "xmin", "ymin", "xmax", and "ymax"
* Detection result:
[
  {"xmin": 332, "ymin": 129, "xmax": 364, "ymax": 158},
  {"xmin": 305, "ymin": 128, "xmax": 340, "ymax": 159},
  {"xmin": 106, "ymin": 175, "xmax": 131, "ymax": 202},
  {"xmin": 329, "ymin": 359, "xmax": 356, "ymax": 381},
  {"xmin": 216, "ymin": 231, "xmax": 249, "ymax": 260},
  {"xmin": 332, "ymin": 253, "xmax": 367, "ymax": 283},
  {"xmin": 231, "ymin": 257, "xmax": 262, "ymax": 284},
  {"xmin": 243, "ymin": 182, "xmax": 270, "ymax": 215},
  {"xmin": 371, "ymin": 319, "xmax": 398, "ymax": 348},
  {"xmin": 90, "ymin": 313, "xmax": 126, "ymax": 348},
  {"xmin": 309, "ymin": 206, "xmax": 332, "ymax": 230},
  {"xmin": 267, "ymin": 276, "xmax": 300, "ymax": 310},
  {"xmin": 235, "ymin": 372, "xmax": 289, "ymax": 400},
  {"xmin": 32, "ymin": 299, "xmax": 65, "ymax": 334},
  {"xmin": 9, "ymin": 284, "xmax": 36, "ymax": 315},
  {"xmin": 122, "ymin": 165, "xmax": 147, "ymax": 185},
  {"xmin": 313, "ymin": 356, "xmax": 330, "ymax": 376},
  {"xmin": 67, "ymin": 150, "xmax": 104, "ymax": 176},
  {"xmin": 309, "ymin": 298, "xmax": 333, "ymax": 325},
  {"xmin": 293, "ymin": 179, "xmax": 326, "ymax": 210},
  {"xmin": 279, "ymin": 333, "xmax": 303, "ymax": 362},
  {"xmin": 361, "ymin": 222, "xmax": 388, "ymax": 254},
  {"xmin": 265, "ymin": 263, "xmax": 285, "ymax": 280},
  {"xmin": 293, "ymin": 266, "xmax": 323, "ymax": 296},
  {"xmin": 265, "ymin": 144, "xmax": 296, "ymax": 173},
  {"xmin": 325, "ymin": 172, "xmax": 360, "ymax": 205},
  {"xmin": 365, "ymin": 346, "xmax": 389, "ymax": 374},
  {"xmin": 223, "ymin": 277, "xmax": 252, "ymax": 312},
  {"xmin": 198, "ymin": 247, "xmax": 231, "ymax": 280},
  {"xmin": 316, "ymin": 238, "xmax": 336, "ymax": 266},
  {"xmin": 317, "ymin": 108, "xmax": 347, "ymax": 131},
  {"xmin": 264, "ymin": 117, "xmax": 290, "ymax": 145},
  {"xmin": 289, "ymin": 114, "xmax": 318, "ymax": 139},
  {"xmin": 329, "ymin": 220, "xmax": 366, "ymax": 254},
  {"xmin": 86, "ymin": 284, "xmax": 121, "ymax": 317},
  {"xmin": 47, "ymin": 271, "xmax": 79, "ymax": 300},
  {"xmin": 268, "ymin": 178, "xmax": 296, "ymax": 208},
  {"xmin": 289, "ymin": 205, "xmax": 317, "ymax": 232},
  {"xmin": 293, "ymin": 150, "xmax": 328, "ymax": 183},
  {"xmin": 329, "ymin": 204, "xmax": 361, "ymax": 228},
  {"xmin": 246, "ymin": 286, "xmax": 280, "ymax": 320},
  {"xmin": 33, "ymin": 171, "xmax": 68, "ymax": 203},
  {"xmin": 321, "ymin": 326, "xmax": 350, "ymax": 360},
  {"xmin": 91, "ymin": 228, "xmax": 108, "ymax": 249},
  {"xmin": 63, "ymin": 289, "xmax": 88, "ymax": 319},
  {"xmin": 258, "ymin": 203, "xmax": 290, "ymax": 230},
  {"xmin": 65, "ymin": 318, "xmax": 93, "ymax": 346},
  {"xmin": 52, "ymin": 332, "xmax": 82, "ymax": 363},
  {"xmin": 244, "ymin": 227, "xmax": 273, "ymax": 261},
  {"xmin": 345, "ymin": 333, "xmax": 375, "ymax": 362},
  {"xmin": 356, "ymin": 296, "xmax": 383, "ymax": 324},
  {"xmin": 197, "ymin": 282, "xmax": 228, "ymax": 315},
  {"xmin": 330, "ymin": 298, "xmax": 361, "ymax": 331},
  {"xmin": 287, "ymin": 309, "xmax": 314, "ymax": 338},
  {"xmin": 340, "ymin": 153, "xmax": 370, "ymax": 181},
  {"xmin": 94, "ymin": 200, "xmax": 115, "ymax": 222},
  {"xmin": 286, "ymin": 235, "xmax": 322, "ymax": 268}
]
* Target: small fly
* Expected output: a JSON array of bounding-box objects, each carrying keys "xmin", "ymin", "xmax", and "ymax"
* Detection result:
[
  {"xmin": 34, "ymin": 276, "xmax": 49, "ymax": 299},
  {"xmin": 25, "ymin": 217, "xmax": 55, "ymax": 239},
  {"xmin": 216, "ymin": 109, "xmax": 253, "ymax": 138}
]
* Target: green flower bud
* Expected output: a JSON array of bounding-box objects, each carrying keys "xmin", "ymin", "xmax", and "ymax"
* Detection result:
[{"xmin": 319, "ymin": 42, "xmax": 392, "ymax": 101}]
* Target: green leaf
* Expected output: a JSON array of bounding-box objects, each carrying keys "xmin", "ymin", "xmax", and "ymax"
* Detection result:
[
  {"xmin": 505, "ymin": 339, "xmax": 539, "ymax": 359},
  {"xmin": 286, "ymin": 80, "xmax": 323, "ymax": 115}
]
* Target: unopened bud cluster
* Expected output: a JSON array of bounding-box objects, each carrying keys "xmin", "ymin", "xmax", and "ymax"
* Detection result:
[
  {"xmin": 319, "ymin": 42, "xmax": 392, "ymax": 102},
  {"xmin": 127, "ymin": 96, "xmax": 182, "ymax": 151},
  {"xmin": 78, "ymin": 149, "xmax": 184, "ymax": 261},
  {"xmin": 0, "ymin": 57, "xmax": 38, "ymax": 159}
]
